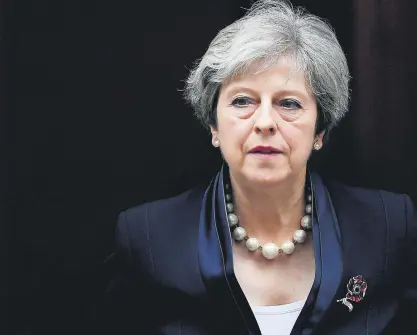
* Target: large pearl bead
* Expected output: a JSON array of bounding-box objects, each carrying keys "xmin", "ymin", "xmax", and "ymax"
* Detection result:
[
  {"xmin": 226, "ymin": 203, "xmax": 234, "ymax": 213},
  {"xmin": 281, "ymin": 241, "xmax": 295, "ymax": 255},
  {"xmin": 307, "ymin": 194, "xmax": 312, "ymax": 202},
  {"xmin": 262, "ymin": 243, "xmax": 279, "ymax": 260},
  {"xmin": 301, "ymin": 215, "xmax": 312, "ymax": 229},
  {"xmin": 225, "ymin": 194, "xmax": 232, "ymax": 201},
  {"xmin": 228, "ymin": 213, "xmax": 239, "ymax": 227},
  {"xmin": 293, "ymin": 229, "xmax": 307, "ymax": 243},
  {"xmin": 246, "ymin": 237, "xmax": 259, "ymax": 251},
  {"xmin": 305, "ymin": 204, "xmax": 312, "ymax": 214},
  {"xmin": 232, "ymin": 227, "xmax": 247, "ymax": 241}
]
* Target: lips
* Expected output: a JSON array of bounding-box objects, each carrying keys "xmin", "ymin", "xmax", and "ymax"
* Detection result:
[
  {"xmin": 250, "ymin": 150, "xmax": 279, "ymax": 154},
  {"xmin": 249, "ymin": 146, "xmax": 281, "ymax": 154}
]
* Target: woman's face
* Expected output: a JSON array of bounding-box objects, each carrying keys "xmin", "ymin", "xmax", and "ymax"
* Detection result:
[{"xmin": 212, "ymin": 57, "xmax": 324, "ymax": 186}]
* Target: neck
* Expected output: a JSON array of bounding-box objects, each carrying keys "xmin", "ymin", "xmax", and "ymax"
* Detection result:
[{"xmin": 229, "ymin": 168, "xmax": 307, "ymax": 244}]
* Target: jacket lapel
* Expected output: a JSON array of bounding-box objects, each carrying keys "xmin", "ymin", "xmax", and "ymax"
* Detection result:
[
  {"xmin": 292, "ymin": 171, "xmax": 344, "ymax": 334},
  {"xmin": 198, "ymin": 167, "xmax": 258, "ymax": 334},
  {"xmin": 197, "ymin": 167, "xmax": 387, "ymax": 334},
  {"xmin": 314, "ymin": 180, "xmax": 388, "ymax": 334}
]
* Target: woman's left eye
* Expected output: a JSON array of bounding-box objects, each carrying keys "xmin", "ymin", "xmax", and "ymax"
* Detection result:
[{"xmin": 280, "ymin": 99, "xmax": 302, "ymax": 109}]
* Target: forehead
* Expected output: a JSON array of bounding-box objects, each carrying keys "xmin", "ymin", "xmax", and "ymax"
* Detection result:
[{"xmin": 222, "ymin": 57, "xmax": 309, "ymax": 93}]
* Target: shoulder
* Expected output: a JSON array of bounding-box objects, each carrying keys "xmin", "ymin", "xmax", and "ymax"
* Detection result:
[
  {"xmin": 323, "ymin": 176, "xmax": 415, "ymax": 238},
  {"xmin": 120, "ymin": 183, "xmax": 207, "ymax": 226},
  {"xmin": 113, "ymin": 183, "xmax": 209, "ymax": 287},
  {"xmin": 114, "ymin": 183, "xmax": 207, "ymax": 262},
  {"xmin": 324, "ymin": 177, "xmax": 409, "ymax": 209}
]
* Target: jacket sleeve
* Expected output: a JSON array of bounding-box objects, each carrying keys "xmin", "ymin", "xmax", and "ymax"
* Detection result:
[
  {"xmin": 403, "ymin": 195, "xmax": 417, "ymax": 323},
  {"xmin": 98, "ymin": 208, "xmax": 151, "ymax": 335},
  {"xmin": 383, "ymin": 195, "xmax": 417, "ymax": 334},
  {"xmin": 389, "ymin": 195, "xmax": 417, "ymax": 333}
]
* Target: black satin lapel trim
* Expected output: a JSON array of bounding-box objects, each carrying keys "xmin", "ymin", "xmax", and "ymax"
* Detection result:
[
  {"xmin": 198, "ymin": 165, "xmax": 255, "ymax": 334},
  {"xmin": 219, "ymin": 165, "xmax": 263, "ymax": 334},
  {"xmin": 296, "ymin": 171, "xmax": 344, "ymax": 334},
  {"xmin": 303, "ymin": 172, "xmax": 343, "ymax": 335},
  {"xmin": 198, "ymin": 172, "xmax": 224, "ymax": 281}
]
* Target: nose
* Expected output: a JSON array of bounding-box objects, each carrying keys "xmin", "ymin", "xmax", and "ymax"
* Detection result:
[{"xmin": 253, "ymin": 102, "xmax": 277, "ymax": 135}]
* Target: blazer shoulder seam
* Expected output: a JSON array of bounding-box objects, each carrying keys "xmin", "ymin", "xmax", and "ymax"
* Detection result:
[
  {"xmin": 145, "ymin": 202, "xmax": 155, "ymax": 275},
  {"xmin": 378, "ymin": 190, "xmax": 389, "ymax": 275},
  {"xmin": 122, "ymin": 210, "xmax": 134, "ymax": 268}
]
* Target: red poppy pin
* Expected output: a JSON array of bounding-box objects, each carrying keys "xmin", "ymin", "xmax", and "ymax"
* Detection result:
[{"xmin": 336, "ymin": 275, "xmax": 368, "ymax": 312}]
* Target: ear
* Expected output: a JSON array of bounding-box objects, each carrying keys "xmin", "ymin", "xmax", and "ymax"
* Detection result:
[
  {"xmin": 210, "ymin": 125, "xmax": 219, "ymax": 142},
  {"xmin": 316, "ymin": 130, "xmax": 325, "ymax": 146}
]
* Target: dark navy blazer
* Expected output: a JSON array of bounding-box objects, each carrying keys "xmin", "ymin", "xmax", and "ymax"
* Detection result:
[{"xmin": 103, "ymin": 170, "xmax": 417, "ymax": 335}]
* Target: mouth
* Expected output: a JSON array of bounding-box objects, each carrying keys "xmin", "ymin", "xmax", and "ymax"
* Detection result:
[
  {"xmin": 249, "ymin": 150, "xmax": 280, "ymax": 154},
  {"xmin": 248, "ymin": 146, "xmax": 282, "ymax": 155}
]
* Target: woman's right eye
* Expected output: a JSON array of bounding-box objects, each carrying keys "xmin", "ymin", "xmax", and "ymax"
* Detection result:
[{"xmin": 231, "ymin": 97, "xmax": 252, "ymax": 107}]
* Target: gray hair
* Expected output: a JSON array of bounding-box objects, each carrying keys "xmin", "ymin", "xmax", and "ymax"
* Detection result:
[{"xmin": 183, "ymin": 0, "xmax": 350, "ymax": 139}]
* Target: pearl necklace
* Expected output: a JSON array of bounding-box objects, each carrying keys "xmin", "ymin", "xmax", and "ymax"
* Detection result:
[{"xmin": 224, "ymin": 182, "xmax": 313, "ymax": 260}]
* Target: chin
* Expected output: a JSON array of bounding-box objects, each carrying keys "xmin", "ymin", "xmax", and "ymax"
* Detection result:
[
  {"xmin": 229, "ymin": 163, "xmax": 293, "ymax": 187},
  {"xmin": 250, "ymin": 175, "xmax": 285, "ymax": 186},
  {"xmin": 245, "ymin": 169, "xmax": 290, "ymax": 186}
]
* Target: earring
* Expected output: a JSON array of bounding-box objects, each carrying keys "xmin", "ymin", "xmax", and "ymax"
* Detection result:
[
  {"xmin": 314, "ymin": 141, "xmax": 321, "ymax": 150},
  {"xmin": 213, "ymin": 139, "xmax": 220, "ymax": 147}
]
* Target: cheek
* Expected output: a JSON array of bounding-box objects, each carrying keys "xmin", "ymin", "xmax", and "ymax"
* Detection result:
[
  {"xmin": 284, "ymin": 124, "xmax": 315, "ymax": 155},
  {"xmin": 218, "ymin": 117, "xmax": 251, "ymax": 145},
  {"xmin": 218, "ymin": 120, "xmax": 252, "ymax": 159}
]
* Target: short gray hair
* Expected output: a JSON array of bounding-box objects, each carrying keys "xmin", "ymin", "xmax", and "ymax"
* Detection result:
[{"xmin": 183, "ymin": 0, "xmax": 350, "ymax": 139}]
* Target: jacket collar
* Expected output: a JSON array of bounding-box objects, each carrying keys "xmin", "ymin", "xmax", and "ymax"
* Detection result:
[{"xmin": 198, "ymin": 165, "xmax": 344, "ymax": 334}]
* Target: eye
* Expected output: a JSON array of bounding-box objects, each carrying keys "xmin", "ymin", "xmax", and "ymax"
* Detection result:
[
  {"xmin": 231, "ymin": 96, "xmax": 253, "ymax": 107},
  {"xmin": 280, "ymin": 99, "xmax": 302, "ymax": 110}
]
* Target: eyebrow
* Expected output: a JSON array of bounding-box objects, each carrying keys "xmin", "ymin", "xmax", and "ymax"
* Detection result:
[
  {"xmin": 224, "ymin": 86, "xmax": 310, "ymax": 101},
  {"xmin": 224, "ymin": 86, "xmax": 257, "ymax": 97}
]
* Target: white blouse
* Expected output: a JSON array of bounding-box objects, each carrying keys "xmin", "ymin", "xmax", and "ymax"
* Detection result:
[{"xmin": 251, "ymin": 300, "xmax": 306, "ymax": 335}]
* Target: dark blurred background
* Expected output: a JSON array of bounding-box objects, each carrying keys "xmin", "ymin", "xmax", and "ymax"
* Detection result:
[{"xmin": 4, "ymin": 0, "xmax": 417, "ymax": 334}]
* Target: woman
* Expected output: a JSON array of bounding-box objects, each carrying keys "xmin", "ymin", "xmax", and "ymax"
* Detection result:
[{"xmin": 103, "ymin": 1, "xmax": 417, "ymax": 334}]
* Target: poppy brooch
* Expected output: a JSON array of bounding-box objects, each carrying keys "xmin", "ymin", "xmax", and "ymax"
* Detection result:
[{"xmin": 336, "ymin": 275, "xmax": 368, "ymax": 312}]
